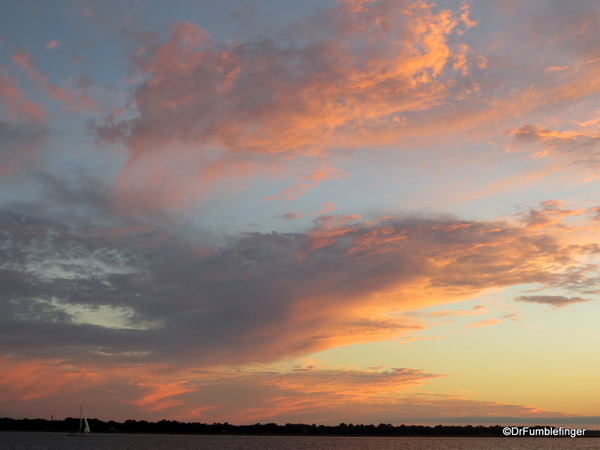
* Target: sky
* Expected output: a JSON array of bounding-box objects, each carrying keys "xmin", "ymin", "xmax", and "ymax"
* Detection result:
[{"xmin": 1, "ymin": 0, "xmax": 600, "ymax": 428}]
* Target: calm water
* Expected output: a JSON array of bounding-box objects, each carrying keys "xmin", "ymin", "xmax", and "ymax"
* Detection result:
[{"xmin": 1, "ymin": 432, "xmax": 599, "ymax": 450}]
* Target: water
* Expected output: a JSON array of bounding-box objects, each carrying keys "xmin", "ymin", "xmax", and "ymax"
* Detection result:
[{"xmin": 1, "ymin": 432, "xmax": 598, "ymax": 450}]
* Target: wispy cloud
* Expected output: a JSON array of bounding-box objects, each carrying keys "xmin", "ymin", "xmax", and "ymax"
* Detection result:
[
  {"xmin": 11, "ymin": 49, "xmax": 95, "ymax": 112},
  {"xmin": 279, "ymin": 202, "xmax": 337, "ymax": 221},
  {"xmin": 515, "ymin": 295, "xmax": 593, "ymax": 308},
  {"xmin": 263, "ymin": 168, "xmax": 347, "ymax": 202},
  {"xmin": 0, "ymin": 356, "xmax": 579, "ymax": 424},
  {"xmin": 467, "ymin": 318, "xmax": 501, "ymax": 328},
  {"xmin": 0, "ymin": 74, "xmax": 46, "ymax": 123},
  {"xmin": 509, "ymin": 124, "xmax": 600, "ymax": 161}
]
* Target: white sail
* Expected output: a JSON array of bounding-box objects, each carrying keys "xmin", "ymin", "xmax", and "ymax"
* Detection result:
[
  {"xmin": 68, "ymin": 406, "xmax": 91, "ymax": 436},
  {"xmin": 83, "ymin": 408, "xmax": 90, "ymax": 434}
]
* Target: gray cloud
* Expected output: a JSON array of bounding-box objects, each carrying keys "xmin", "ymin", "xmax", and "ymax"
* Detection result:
[
  {"xmin": 0, "ymin": 121, "xmax": 47, "ymax": 174},
  {"xmin": 507, "ymin": 125, "xmax": 600, "ymax": 176},
  {"xmin": 515, "ymin": 295, "xmax": 592, "ymax": 308},
  {"xmin": 509, "ymin": 124, "xmax": 600, "ymax": 157},
  {"xmin": 1, "ymin": 208, "xmax": 597, "ymax": 369}
]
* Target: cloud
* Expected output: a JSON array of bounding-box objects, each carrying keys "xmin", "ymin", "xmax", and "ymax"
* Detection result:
[
  {"xmin": 515, "ymin": 295, "xmax": 592, "ymax": 308},
  {"xmin": 509, "ymin": 124, "xmax": 600, "ymax": 161},
  {"xmin": 0, "ymin": 358, "xmax": 97, "ymax": 404},
  {"xmin": 517, "ymin": 200, "xmax": 585, "ymax": 230},
  {"xmin": 518, "ymin": 1, "xmax": 600, "ymax": 61},
  {"xmin": 467, "ymin": 318, "xmax": 501, "ymax": 328},
  {"xmin": 46, "ymin": 40, "xmax": 59, "ymax": 50},
  {"xmin": 0, "ymin": 74, "xmax": 46, "ymax": 122},
  {"xmin": 77, "ymin": 1, "xmax": 600, "ymax": 216},
  {"xmin": 263, "ymin": 168, "xmax": 347, "ymax": 202},
  {"xmin": 0, "ymin": 71, "xmax": 49, "ymax": 175},
  {"xmin": 1, "ymin": 172, "xmax": 120, "ymax": 223},
  {"xmin": 91, "ymin": 0, "xmax": 477, "ymax": 213},
  {"xmin": 0, "ymin": 122, "xmax": 47, "ymax": 175},
  {"xmin": 0, "ymin": 357, "xmax": 440, "ymax": 421},
  {"xmin": 1, "ymin": 208, "xmax": 598, "ymax": 370},
  {"xmin": 279, "ymin": 202, "xmax": 337, "ymax": 221},
  {"xmin": 11, "ymin": 49, "xmax": 95, "ymax": 112},
  {"xmin": 427, "ymin": 305, "xmax": 485, "ymax": 318},
  {"xmin": 0, "ymin": 356, "xmax": 581, "ymax": 424}
]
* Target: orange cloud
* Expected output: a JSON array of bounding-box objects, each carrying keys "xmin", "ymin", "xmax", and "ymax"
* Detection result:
[
  {"xmin": 94, "ymin": 0, "xmax": 477, "ymax": 214},
  {"xmin": 263, "ymin": 167, "xmax": 347, "ymax": 202},
  {"xmin": 427, "ymin": 305, "xmax": 485, "ymax": 318},
  {"xmin": 131, "ymin": 380, "xmax": 195, "ymax": 411},
  {"xmin": 0, "ymin": 358, "xmax": 104, "ymax": 404},
  {"xmin": 86, "ymin": 0, "xmax": 600, "ymax": 217},
  {"xmin": 2, "ymin": 358, "xmax": 578, "ymax": 425},
  {"xmin": 467, "ymin": 318, "xmax": 501, "ymax": 328},
  {"xmin": 137, "ymin": 366, "xmax": 443, "ymax": 423},
  {"xmin": 46, "ymin": 40, "xmax": 59, "ymax": 50}
]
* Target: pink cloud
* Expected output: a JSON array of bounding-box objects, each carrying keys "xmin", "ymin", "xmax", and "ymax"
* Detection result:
[
  {"xmin": 0, "ymin": 357, "xmax": 578, "ymax": 425},
  {"xmin": 263, "ymin": 168, "xmax": 347, "ymax": 201},
  {"xmin": 0, "ymin": 358, "xmax": 105, "ymax": 404},
  {"xmin": 0, "ymin": 75, "xmax": 46, "ymax": 122},
  {"xmin": 280, "ymin": 202, "xmax": 337, "ymax": 221},
  {"xmin": 88, "ymin": 0, "xmax": 600, "ymax": 216},
  {"xmin": 0, "ymin": 75, "xmax": 47, "ymax": 174},
  {"xmin": 46, "ymin": 40, "xmax": 59, "ymax": 50},
  {"xmin": 11, "ymin": 49, "xmax": 96, "ymax": 112},
  {"xmin": 11, "ymin": 50, "xmax": 45, "ymax": 84},
  {"xmin": 94, "ymin": 0, "xmax": 477, "ymax": 214}
]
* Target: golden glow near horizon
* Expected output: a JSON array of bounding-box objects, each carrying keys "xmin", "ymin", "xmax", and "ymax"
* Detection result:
[{"xmin": 1, "ymin": 0, "xmax": 600, "ymax": 428}]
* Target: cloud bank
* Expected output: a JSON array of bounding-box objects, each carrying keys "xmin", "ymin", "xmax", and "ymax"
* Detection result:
[{"xmin": 1, "ymin": 207, "xmax": 597, "ymax": 370}]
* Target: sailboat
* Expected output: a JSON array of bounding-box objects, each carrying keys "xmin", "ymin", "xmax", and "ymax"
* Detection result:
[{"xmin": 68, "ymin": 406, "xmax": 90, "ymax": 436}]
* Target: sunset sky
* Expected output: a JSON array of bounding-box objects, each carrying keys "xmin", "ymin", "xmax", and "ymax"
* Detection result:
[{"xmin": 1, "ymin": 0, "xmax": 600, "ymax": 427}]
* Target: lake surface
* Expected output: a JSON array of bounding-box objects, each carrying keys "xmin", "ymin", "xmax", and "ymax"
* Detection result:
[{"xmin": 1, "ymin": 432, "xmax": 598, "ymax": 450}]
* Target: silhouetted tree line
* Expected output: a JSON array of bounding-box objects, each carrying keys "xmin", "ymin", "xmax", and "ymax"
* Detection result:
[{"xmin": 1, "ymin": 417, "xmax": 598, "ymax": 437}]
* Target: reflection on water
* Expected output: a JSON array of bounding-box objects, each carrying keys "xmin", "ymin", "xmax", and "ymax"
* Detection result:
[{"xmin": 1, "ymin": 432, "xmax": 598, "ymax": 450}]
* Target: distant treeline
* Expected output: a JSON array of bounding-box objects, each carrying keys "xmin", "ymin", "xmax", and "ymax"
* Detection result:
[{"xmin": 1, "ymin": 417, "xmax": 598, "ymax": 437}]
